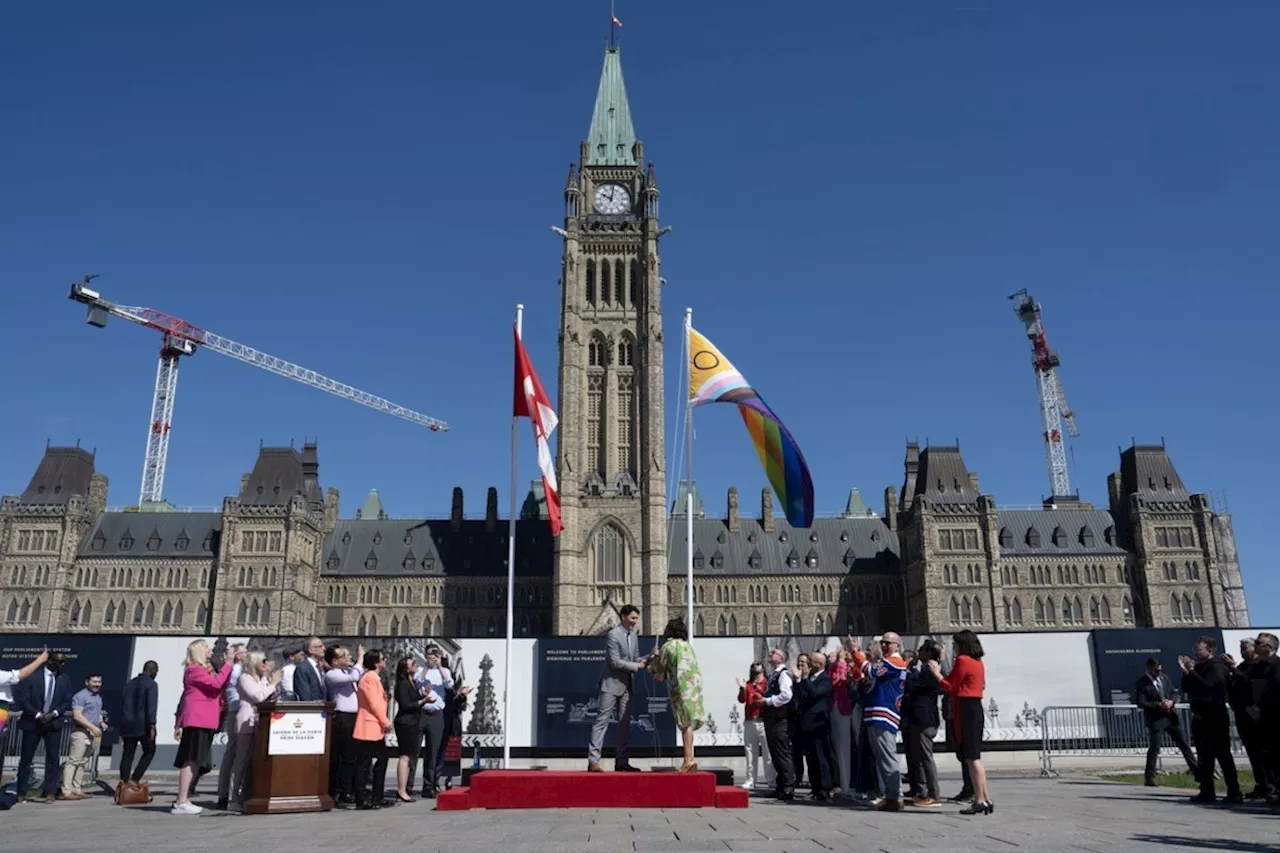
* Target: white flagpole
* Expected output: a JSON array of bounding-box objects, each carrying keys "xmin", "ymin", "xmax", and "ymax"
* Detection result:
[
  {"xmin": 503, "ymin": 303, "xmax": 523, "ymax": 769},
  {"xmin": 684, "ymin": 308, "xmax": 694, "ymax": 643}
]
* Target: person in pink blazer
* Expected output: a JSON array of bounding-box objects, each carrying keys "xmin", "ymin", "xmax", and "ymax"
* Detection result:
[
  {"xmin": 172, "ymin": 639, "xmax": 233, "ymax": 815},
  {"xmin": 353, "ymin": 649, "xmax": 390, "ymax": 809}
]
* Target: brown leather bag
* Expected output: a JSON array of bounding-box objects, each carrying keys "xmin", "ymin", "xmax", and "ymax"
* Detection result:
[{"xmin": 114, "ymin": 780, "xmax": 150, "ymax": 806}]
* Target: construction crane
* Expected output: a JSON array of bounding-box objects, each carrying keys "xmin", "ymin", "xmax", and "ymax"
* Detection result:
[
  {"xmin": 1009, "ymin": 289, "xmax": 1078, "ymax": 500},
  {"xmin": 69, "ymin": 276, "xmax": 449, "ymax": 506}
]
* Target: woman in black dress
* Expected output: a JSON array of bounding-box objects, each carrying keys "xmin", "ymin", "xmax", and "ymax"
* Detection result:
[{"xmin": 392, "ymin": 655, "xmax": 428, "ymax": 803}]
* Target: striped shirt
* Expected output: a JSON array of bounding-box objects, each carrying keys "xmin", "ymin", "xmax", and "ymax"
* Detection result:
[{"xmin": 862, "ymin": 654, "xmax": 907, "ymax": 733}]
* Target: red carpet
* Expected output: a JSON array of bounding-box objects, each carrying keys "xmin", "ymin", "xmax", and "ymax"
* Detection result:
[{"xmin": 434, "ymin": 771, "xmax": 747, "ymax": 810}]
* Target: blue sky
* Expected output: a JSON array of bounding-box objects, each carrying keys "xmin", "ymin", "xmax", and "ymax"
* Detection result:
[{"xmin": 2, "ymin": 2, "xmax": 1277, "ymax": 624}]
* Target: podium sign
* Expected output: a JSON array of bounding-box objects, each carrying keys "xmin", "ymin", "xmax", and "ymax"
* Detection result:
[
  {"xmin": 245, "ymin": 701, "xmax": 334, "ymax": 814},
  {"xmin": 268, "ymin": 709, "xmax": 327, "ymax": 756}
]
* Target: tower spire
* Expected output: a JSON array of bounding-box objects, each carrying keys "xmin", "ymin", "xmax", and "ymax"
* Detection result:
[{"xmin": 585, "ymin": 42, "xmax": 636, "ymax": 166}]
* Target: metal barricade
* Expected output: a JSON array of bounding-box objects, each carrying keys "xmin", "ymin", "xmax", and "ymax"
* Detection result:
[{"xmin": 1040, "ymin": 704, "xmax": 1243, "ymax": 777}]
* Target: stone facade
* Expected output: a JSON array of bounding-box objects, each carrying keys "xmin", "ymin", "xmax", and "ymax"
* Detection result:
[
  {"xmin": 0, "ymin": 47, "xmax": 1252, "ymax": 639},
  {"xmin": 551, "ymin": 44, "xmax": 668, "ymax": 635}
]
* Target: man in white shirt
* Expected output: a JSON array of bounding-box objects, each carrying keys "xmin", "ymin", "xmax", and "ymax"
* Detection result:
[
  {"xmin": 757, "ymin": 648, "xmax": 796, "ymax": 800},
  {"xmin": 414, "ymin": 647, "xmax": 467, "ymax": 797},
  {"xmin": 324, "ymin": 646, "xmax": 364, "ymax": 807},
  {"xmin": 279, "ymin": 647, "xmax": 304, "ymax": 698}
]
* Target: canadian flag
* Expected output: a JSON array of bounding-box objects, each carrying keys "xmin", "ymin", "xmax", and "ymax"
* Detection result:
[
  {"xmin": 514, "ymin": 325, "xmax": 563, "ymax": 536},
  {"xmin": 612, "ymin": 14, "xmax": 623, "ymax": 27}
]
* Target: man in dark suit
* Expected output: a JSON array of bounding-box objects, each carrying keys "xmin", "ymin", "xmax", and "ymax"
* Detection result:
[
  {"xmin": 14, "ymin": 653, "xmax": 75, "ymax": 803},
  {"xmin": 1134, "ymin": 657, "xmax": 1197, "ymax": 786},
  {"xmin": 1179, "ymin": 636, "xmax": 1241, "ymax": 804},
  {"xmin": 794, "ymin": 651, "xmax": 834, "ymax": 800},
  {"xmin": 293, "ymin": 636, "xmax": 328, "ymax": 702},
  {"xmin": 119, "ymin": 661, "xmax": 159, "ymax": 784},
  {"xmin": 587, "ymin": 605, "xmax": 646, "ymax": 772}
]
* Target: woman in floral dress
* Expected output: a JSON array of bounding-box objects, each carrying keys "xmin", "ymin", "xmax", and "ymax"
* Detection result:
[{"xmin": 647, "ymin": 617, "xmax": 705, "ymax": 773}]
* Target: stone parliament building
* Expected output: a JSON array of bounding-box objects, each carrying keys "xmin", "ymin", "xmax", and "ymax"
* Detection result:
[{"xmin": 0, "ymin": 47, "xmax": 1252, "ymax": 639}]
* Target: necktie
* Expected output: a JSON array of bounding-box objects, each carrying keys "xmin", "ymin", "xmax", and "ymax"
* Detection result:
[{"xmin": 43, "ymin": 673, "xmax": 54, "ymax": 713}]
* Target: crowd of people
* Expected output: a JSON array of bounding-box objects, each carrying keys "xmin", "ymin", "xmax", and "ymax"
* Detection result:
[
  {"xmin": 0, "ymin": 638, "xmax": 469, "ymax": 815},
  {"xmin": 737, "ymin": 630, "xmax": 991, "ymax": 814},
  {"xmin": 1137, "ymin": 632, "xmax": 1280, "ymax": 807}
]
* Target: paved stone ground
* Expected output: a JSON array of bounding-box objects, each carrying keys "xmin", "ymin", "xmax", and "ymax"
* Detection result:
[{"xmin": 2, "ymin": 775, "xmax": 1277, "ymax": 853}]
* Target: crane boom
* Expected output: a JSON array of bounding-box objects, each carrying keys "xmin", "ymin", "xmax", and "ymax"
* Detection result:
[
  {"xmin": 69, "ymin": 278, "xmax": 449, "ymax": 505},
  {"xmin": 1010, "ymin": 290, "xmax": 1077, "ymax": 500}
]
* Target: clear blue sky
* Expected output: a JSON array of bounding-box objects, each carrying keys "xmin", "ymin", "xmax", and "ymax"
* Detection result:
[{"xmin": 2, "ymin": 2, "xmax": 1276, "ymax": 624}]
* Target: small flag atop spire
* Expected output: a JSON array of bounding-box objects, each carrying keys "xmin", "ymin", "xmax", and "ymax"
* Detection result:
[{"xmin": 612, "ymin": 13, "xmax": 623, "ymax": 27}]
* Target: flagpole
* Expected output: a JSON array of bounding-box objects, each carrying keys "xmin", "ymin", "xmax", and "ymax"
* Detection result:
[
  {"xmin": 684, "ymin": 307, "xmax": 694, "ymax": 643},
  {"xmin": 504, "ymin": 303, "xmax": 523, "ymax": 770}
]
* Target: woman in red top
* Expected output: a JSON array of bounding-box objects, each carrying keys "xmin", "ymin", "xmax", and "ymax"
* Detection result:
[
  {"xmin": 929, "ymin": 629, "xmax": 991, "ymax": 815},
  {"xmin": 735, "ymin": 663, "xmax": 774, "ymax": 790}
]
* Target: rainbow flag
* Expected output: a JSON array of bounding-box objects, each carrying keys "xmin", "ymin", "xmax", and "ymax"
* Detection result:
[{"xmin": 688, "ymin": 326, "xmax": 815, "ymax": 528}]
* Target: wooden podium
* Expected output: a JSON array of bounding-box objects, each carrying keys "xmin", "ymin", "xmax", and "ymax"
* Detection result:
[{"xmin": 244, "ymin": 701, "xmax": 334, "ymax": 814}]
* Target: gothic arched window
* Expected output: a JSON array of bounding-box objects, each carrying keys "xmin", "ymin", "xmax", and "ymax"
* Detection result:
[
  {"xmin": 592, "ymin": 523, "xmax": 628, "ymax": 585},
  {"xmin": 586, "ymin": 259, "xmax": 597, "ymax": 305},
  {"xmin": 615, "ymin": 260, "xmax": 625, "ymax": 304},
  {"xmin": 629, "ymin": 259, "xmax": 640, "ymax": 305},
  {"xmin": 600, "ymin": 259, "xmax": 612, "ymax": 304}
]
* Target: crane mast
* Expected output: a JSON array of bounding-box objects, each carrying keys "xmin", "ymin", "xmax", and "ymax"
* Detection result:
[
  {"xmin": 69, "ymin": 277, "xmax": 449, "ymax": 506},
  {"xmin": 1010, "ymin": 290, "xmax": 1078, "ymax": 501}
]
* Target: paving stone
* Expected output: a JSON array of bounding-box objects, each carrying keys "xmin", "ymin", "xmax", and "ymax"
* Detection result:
[{"xmin": 0, "ymin": 777, "xmax": 1276, "ymax": 853}]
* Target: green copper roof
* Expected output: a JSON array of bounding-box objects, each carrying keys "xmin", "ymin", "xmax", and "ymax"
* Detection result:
[
  {"xmin": 586, "ymin": 45, "xmax": 637, "ymax": 166},
  {"xmin": 671, "ymin": 480, "xmax": 705, "ymax": 518},
  {"xmin": 842, "ymin": 488, "xmax": 874, "ymax": 518},
  {"xmin": 356, "ymin": 489, "xmax": 387, "ymax": 521}
]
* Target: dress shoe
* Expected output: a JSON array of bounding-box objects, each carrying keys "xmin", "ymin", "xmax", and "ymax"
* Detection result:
[
  {"xmin": 614, "ymin": 763, "xmax": 641, "ymax": 773},
  {"xmin": 587, "ymin": 763, "xmax": 603, "ymax": 772}
]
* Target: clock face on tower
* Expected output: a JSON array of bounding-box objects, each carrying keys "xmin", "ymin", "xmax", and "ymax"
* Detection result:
[{"xmin": 593, "ymin": 183, "xmax": 631, "ymax": 215}]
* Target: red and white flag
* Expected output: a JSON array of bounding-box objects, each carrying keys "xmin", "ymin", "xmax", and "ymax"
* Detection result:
[
  {"xmin": 514, "ymin": 325, "xmax": 563, "ymax": 536},
  {"xmin": 612, "ymin": 14, "xmax": 623, "ymax": 27}
]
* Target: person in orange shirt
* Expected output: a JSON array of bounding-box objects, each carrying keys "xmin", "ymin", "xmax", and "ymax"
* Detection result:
[
  {"xmin": 929, "ymin": 630, "xmax": 991, "ymax": 815},
  {"xmin": 353, "ymin": 649, "xmax": 391, "ymax": 810},
  {"xmin": 735, "ymin": 663, "xmax": 773, "ymax": 791}
]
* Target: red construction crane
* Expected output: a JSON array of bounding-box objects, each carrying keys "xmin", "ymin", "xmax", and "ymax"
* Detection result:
[
  {"xmin": 69, "ymin": 276, "xmax": 449, "ymax": 506},
  {"xmin": 1009, "ymin": 289, "xmax": 1079, "ymax": 500}
]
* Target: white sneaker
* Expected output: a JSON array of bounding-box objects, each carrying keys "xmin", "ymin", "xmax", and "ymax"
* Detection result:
[
  {"xmin": 740, "ymin": 781, "xmax": 753, "ymax": 790},
  {"xmin": 171, "ymin": 801, "xmax": 203, "ymax": 815}
]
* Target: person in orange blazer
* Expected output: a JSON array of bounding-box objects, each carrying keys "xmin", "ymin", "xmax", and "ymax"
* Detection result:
[{"xmin": 353, "ymin": 650, "xmax": 390, "ymax": 810}]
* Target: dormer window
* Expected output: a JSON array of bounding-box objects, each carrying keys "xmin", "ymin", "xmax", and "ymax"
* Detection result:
[
  {"xmin": 202, "ymin": 533, "xmax": 214, "ymax": 551},
  {"xmin": 364, "ymin": 551, "xmax": 377, "ymax": 571},
  {"xmin": 1025, "ymin": 527, "xmax": 1041, "ymax": 548},
  {"xmin": 809, "ymin": 532, "xmax": 818, "ymax": 542},
  {"xmin": 998, "ymin": 527, "xmax": 1013, "ymax": 549},
  {"xmin": 786, "ymin": 549, "xmax": 799, "ymax": 569},
  {"xmin": 692, "ymin": 550, "xmax": 705, "ymax": 570},
  {"xmin": 843, "ymin": 548, "xmax": 857, "ymax": 570},
  {"xmin": 91, "ymin": 532, "xmax": 106, "ymax": 551},
  {"xmin": 1103, "ymin": 526, "xmax": 1116, "ymax": 546},
  {"xmin": 711, "ymin": 551, "xmax": 724, "ymax": 569},
  {"xmin": 422, "ymin": 557, "xmax": 436, "ymax": 571},
  {"xmin": 403, "ymin": 556, "xmax": 415, "ymax": 571},
  {"xmin": 1079, "ymin": 527, "xmax": 1096, "ymax": 547},
  {"xmin": 327, "ymin": 554, "xmax": 339, "ymax": 570},
  {"xmin": 342, "ymin": 532, "xmax": 351, "ymax": 546},
  {"xmin": 779, "ymin": 531, "xmax": 788, "ymax": 543},
  {"xmin": 147, "ymin": 533, "xmax": 162, "ymax": 552},
  {"xmin": 805, "ymin": 549, "xmax": 819, "ymax": 569},
  {"xmin": 839, "ymin": 531, "xmax": 849, "ymax": 542},
  {"xmin": 748, "ymin": 550, "xmax": 762, "ymax": 570},
  {"xmin": 175, "ymin": 534, "xmax": 190, "ymax": 551},
  {"xmin": 119, "ymin": 533, "xmax": 135, "ymax": 550},
  {"xmin": 373, "ymin": 532, "xmax": 383, "ymax": 546},
  {"xmin": 1051, "ymin": 526, "xmax": 1067, "ymax": 547}
]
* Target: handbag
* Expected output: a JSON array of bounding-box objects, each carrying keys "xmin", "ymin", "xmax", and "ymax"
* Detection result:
[{"xmin": 115, "ymin": 780, "xmax": 151, "ymax": 806}]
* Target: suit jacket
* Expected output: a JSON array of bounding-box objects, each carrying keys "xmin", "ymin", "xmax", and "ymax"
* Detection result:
[
  {"xmin": 120, "ymin": 674, "xmax": 159, "ymax": 737},
  {"xmin": 599, "ymin": 625, "xmax": 642, "ymax": 697},
  {"xmin": 353, "ymin": 671, "xmax": 389, "ymax": 741},
  {"xmin": 1134, "ymin": 673, "xmax": 1180, "ymax": 731},
  {"xmin": 794, "ymin": 671, "xmax": 833, "ymax": 733},
  {"xmin": 293, "ymin": 658, "xmax": 326, "ymax": 702},
  {"xmin": 14, "ymin": 669, "xmax": 75, "ymax": 730}
]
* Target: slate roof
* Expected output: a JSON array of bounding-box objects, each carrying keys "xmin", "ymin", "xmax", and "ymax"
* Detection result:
[
  {"xmin": 321, "ymin": 518, "xmax": 553, "ymax": 578},
  {"xmin": 668, "ymin": 516, "xmax": 900, "ymax": 577},
  {"xmin": 239, "ymin": 444, "xmax": 324, "ymax": 510},
  {"xmin": 1120, "ymin": 445, "xmax": 1190, "ymax": 504},
  {"xmin": 994, "ymin": 509, "xmax": 1126, "ymax": 557},
  {"xmin": 912, "ymin": 446, "xmax": 979, "ymax": 505},
  {"xmin": 18, "ymin": 446, "xmax": 96, "ymax": 505},
  {"xmin": 78, "ymin": 511, "xmax": 222, "ymax": 559}
]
